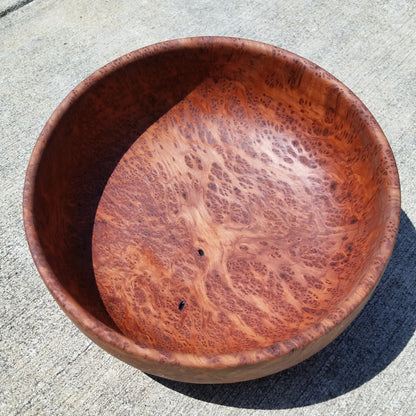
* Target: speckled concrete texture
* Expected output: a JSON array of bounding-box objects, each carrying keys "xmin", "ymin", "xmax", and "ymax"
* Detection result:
[{"xmin": 0, "ymin": 0, "xmax": 415, "ymax": 415}]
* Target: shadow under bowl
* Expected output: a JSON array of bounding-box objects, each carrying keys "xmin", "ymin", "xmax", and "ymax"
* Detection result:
[{"xmin": 23, "ymin": 37, "xmax": 400, "ymax": 383}]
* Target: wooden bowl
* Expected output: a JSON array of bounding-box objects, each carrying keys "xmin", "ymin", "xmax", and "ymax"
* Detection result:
[{"xmin": 23, "ymin": 37, "xmax": 400, "ymax": 383}]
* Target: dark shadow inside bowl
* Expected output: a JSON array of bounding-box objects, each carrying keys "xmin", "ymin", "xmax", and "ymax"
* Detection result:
[
  {"xmin": 151, "ymin": 209, "xmax": 415, "ymax": 407},
  {"xmin": 31, "ymin": 48, "xmax": 220, "ymax": 327}
]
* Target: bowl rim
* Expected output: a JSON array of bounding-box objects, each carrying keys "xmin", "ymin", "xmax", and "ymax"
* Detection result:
[{"xmin": 23, "ymin": 36, "xmax": 401, "ymax": 371}]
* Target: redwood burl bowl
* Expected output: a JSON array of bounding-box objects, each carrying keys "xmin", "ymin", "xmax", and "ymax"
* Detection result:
[{"xmin": 23, "ymin": 37, "xmax": 400, "ymax": 383}]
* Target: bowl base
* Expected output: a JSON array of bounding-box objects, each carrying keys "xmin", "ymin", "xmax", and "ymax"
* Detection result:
[{"xmin": 92, "ymin": 74, "xmax": 364, "ymax": 355}]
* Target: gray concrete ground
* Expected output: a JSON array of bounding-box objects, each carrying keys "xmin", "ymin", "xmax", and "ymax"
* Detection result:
[{"xmin": 1, "ymin": 0, "xmax": 415, "ymax": 415}]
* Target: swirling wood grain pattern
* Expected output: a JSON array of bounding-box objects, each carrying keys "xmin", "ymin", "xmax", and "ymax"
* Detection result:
[{"xmin": 24, "ymin": 37, "xmax": 400, "ymax": 383}]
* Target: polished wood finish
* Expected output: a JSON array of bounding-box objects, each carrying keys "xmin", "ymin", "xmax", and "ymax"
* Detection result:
[{"xmin": 23, "ymin": 37, "xmax": 400, "ymax": 383}]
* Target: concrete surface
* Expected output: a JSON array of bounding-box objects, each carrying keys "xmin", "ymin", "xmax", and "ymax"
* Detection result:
[{"xmin": 1, "ymin": 0, "xmax": 415, "ymax": 415}]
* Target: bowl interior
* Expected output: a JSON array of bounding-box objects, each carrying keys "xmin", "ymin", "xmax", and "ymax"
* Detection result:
[{"xmin": 26, "ymin": 38, "xmax": 400, "ymax": 360}]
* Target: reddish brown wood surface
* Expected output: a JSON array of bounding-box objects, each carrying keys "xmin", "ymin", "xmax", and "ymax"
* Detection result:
[{"xmin": 24, "ymin": 37, "xmax": 400, "ymax": 383}]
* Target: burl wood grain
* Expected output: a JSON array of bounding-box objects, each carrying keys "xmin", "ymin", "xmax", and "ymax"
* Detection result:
[{"xmin": 24, "ymin": 37, "xmax": 400, "ymax": 383}]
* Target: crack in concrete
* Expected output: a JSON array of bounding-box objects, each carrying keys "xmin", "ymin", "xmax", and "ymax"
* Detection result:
[{"xmin": 0, "ymin": 0, "xmax": 36, "ymax": 18}]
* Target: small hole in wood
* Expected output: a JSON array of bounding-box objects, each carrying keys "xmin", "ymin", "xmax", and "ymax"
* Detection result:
[
  {"xmin": 178, "ymin": 300, "xmax": 186, "ymax": 311},
  {"xmin": 198, "ymin": 249, "xmax": 204, "ymax": 256}
]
